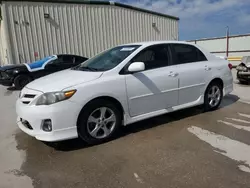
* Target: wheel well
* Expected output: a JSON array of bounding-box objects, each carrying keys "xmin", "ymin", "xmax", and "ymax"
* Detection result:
[
  {"xmin": 77, "ymin": 96, "xmax": 125, "ymax": 127},
  {"xmin": 209, "ymin": 78, "xmax": 224, "ymax": 88},
  {"xmin": 205, "ymin": 78, "xmax": 224, "ymax": 95}
]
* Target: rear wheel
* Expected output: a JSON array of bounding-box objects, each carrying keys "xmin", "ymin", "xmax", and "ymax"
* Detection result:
[
  {"xmin": 204, "ymin": 82, "xmax": 223, "ymax": 111},
  {"xmin": 77, "ymin": 99, "xmax": 122, "ymax": 145},
  {"xmin": 14, "ymin": 75, "xmax": 32, "ymax": 90}
]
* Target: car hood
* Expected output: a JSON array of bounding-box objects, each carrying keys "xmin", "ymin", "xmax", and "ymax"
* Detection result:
[
  {"xmin": 239, "ymin": 63, "xmax": 250, "ymax": 68},
  {"xmin": 0, "ymin": 64, "xmax": 25, "ymax": 71},
  {"xmin": 26, "ymin": 69, "xmax": 103, "ymax": 92}
]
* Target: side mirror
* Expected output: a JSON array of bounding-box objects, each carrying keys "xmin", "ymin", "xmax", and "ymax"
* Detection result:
[{"xmin": 128, "ymin": 62, "xmax": 145, "ymax": 73}]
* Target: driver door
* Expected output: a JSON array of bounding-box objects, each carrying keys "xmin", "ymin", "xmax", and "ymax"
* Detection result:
[{"xmin": 125, "ymin": 44, "xmax": 179, "ymax": 117}]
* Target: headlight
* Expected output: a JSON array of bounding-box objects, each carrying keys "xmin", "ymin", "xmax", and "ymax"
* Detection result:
[
  {"xmin": 36, "ymin": 90, "xmax": 76, "ymax": 105},
  {"xmin": 237, "ymin": 66, "xmax": 247, "ymax": 71},
  {"xmin": 1, "ymin": 71, "xmax": 10, "ymax": 78}
]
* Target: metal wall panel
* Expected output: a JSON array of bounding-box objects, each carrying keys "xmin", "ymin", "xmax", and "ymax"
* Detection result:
[
  {"xmin": 4, "ymin": 1, "xmax": 178, "ymax": 64},
  {"xmin": 189, "ymin": 35, "xmax": 250, "ymax": 58},
  {"xmin": 0, "ymin": 23, "xmax": 7, "ymax": 65},
  {"xmin": 229, "ymin": 36, "xmax": 250, "ymax": 51},
  {"xmin": 196, "ymin": 38, "xmax": 227, "ymax": 52}
]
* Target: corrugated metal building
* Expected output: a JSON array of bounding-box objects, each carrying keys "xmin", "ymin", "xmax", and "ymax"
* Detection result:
[
  {"xmin": 0, "ymin": 0, "xmax": 179, "ymax": 66},
  {"xmin": 188, "ymin": 34, "xmax": 250, "ymax": 66}
]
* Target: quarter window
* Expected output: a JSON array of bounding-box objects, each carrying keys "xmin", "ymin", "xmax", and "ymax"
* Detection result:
[
  {"xmin": 172, "ymin": 44, "xmax": 207, "ymax": 64},
  {"xmin": 131, "ymin": 44, "xmax": 170, "ymax": 70}
]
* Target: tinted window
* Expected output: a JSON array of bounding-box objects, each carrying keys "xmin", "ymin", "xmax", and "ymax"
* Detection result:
[
  {"xmin": 131, "ymin": 44, "xmax": 170, "ymax": 70},
  {"xmin": 48, "ymin": 56, "xmax": 64, "ymax": 65},
  {"xmin": 75, "ymin": 56, "xmax": 88, "ymax": 63},
  {"xmin": 62, "ymin": 55, "xmax": 73, "ymax": 63},
  {"xmin": 172, "ymin": 44, "xmax": 207, "ymax": 64},
  {"xmin": 47, "ymin": 59, "xmax": 60, "ymax": 65}
]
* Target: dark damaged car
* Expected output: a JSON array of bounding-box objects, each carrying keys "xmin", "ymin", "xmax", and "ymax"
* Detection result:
[
  {"xmin": 0, "ymin": 54, "xmax": 88, "ymax": 89},
  {"xmin": 236, "ymin": 56, "xmax": 250, "ymax": 84}
]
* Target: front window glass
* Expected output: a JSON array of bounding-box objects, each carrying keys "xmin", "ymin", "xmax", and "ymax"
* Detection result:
[
  {"xmin": 73, "ymin": 45, "xmax": 140, "ymax": 71},
  {"xmin": 131, "ymin": 44, "xmax": 170, "ymax": 70}
]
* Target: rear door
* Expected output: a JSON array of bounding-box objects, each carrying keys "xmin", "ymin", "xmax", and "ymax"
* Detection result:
[{"xmin": 171, "ymin": 43, "xmax": 209, "ymax": 105}]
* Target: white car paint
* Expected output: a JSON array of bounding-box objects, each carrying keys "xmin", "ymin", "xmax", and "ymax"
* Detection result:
[
  {"xmin": 26, "ymin": 69, "xmax": 103, "ymax": 92},
  {"xmin": 16, "ymin": 41, "xmax": 233, "ymax": 142},
  {"xmin": 125, "ymin": 66, "xmax": 179, "ymax": 117}
]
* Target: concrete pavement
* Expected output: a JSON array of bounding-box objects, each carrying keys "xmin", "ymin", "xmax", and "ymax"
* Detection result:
[{"xmin": 1, "ymin": 69, "xmax": 250, "ymax": 188}]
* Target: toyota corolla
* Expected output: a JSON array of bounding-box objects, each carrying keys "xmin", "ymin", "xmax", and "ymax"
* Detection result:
[{"xmin": 16, "ymin": 41, "xmax": 233, "ymax": 145}]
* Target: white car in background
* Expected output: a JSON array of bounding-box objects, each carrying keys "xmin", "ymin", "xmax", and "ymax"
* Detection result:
[{"xmin": 16, "ymin": 41, "xmax": 233, "ymax": 145}]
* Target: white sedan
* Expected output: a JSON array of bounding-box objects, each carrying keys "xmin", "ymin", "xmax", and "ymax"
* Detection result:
[{"xmin": 16, "ymin": 41, "xmax": 233, "ymax": 145}]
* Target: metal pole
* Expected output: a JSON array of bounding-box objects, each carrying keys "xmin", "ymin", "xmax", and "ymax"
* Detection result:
[{"xmin": 226, "ymin": 26, "xmax": 229, "ymax": 57}]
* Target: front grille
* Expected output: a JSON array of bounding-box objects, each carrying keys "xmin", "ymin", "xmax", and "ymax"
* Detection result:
[
  {"xmin": 21, "ymin": 93, "xmax": 37, "ymax": 105},
  {"xmin": 20, "ymin": 118, "xmax": 33, "ymax": 130},
  {"xmin": 24, "ymin": 94, "xmax": 36, "ymax": 98},
  {"xmin": 20, "ymin": 88, "xmax": 42, "ymax": 105}
]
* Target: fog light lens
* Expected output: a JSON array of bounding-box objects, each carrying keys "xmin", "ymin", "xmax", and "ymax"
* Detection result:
[{"xmin": 42, "ymin": 119, "xmax": 52, "ymax": 132}]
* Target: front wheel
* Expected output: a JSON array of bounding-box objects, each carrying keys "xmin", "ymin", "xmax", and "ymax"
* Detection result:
[
  {"xmin": 77, "ymin": 99, "xmax": 122, "ymax": 145},
  {"xmin": 204, "ymin": 82, "xmax": 223, "ymax": 111},
  {"xmin": 14, "ymin": 75, "xmax": 32, "ymax": 90}
]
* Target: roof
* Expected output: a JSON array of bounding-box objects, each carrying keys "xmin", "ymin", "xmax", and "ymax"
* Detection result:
[
  {"xmin": 121, "ymin": 40, "xmax": 217, "ymax": 61},
  {"xmin": 123, "ymin": 40, "xmax": 192, "ymax": 46},
  {"xmin": 2, "ymin": 0, "xmax": 179, "ymax": 20}
]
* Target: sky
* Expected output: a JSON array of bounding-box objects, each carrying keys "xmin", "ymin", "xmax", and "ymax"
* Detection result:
[{"xmin": 117, "ymin": 0, "xmax": 250, "ymax": 40}]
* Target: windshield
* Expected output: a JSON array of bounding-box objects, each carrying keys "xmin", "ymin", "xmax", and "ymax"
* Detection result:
[{"xmin": 73, "ymin": 45, "xmax": 140, "ymax": 71}]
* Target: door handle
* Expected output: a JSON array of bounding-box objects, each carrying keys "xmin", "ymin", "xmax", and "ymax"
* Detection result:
[
  {"xmin": 168, "ymin": 71, "xmax": 179, "ymax": 77},
  {"xmin": 205, "ymin": 66, "xmax": 211, "ymax": 71}
]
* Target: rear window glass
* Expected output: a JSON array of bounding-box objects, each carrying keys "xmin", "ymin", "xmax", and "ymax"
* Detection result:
[{"xmin": 173, "ymin": 44, "xmax": 207, "ymax": 64}]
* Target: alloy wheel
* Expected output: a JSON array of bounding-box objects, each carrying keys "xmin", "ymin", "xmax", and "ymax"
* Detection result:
[
  {"xmin": 208, "ymin": 85, "xmax": 221, "ymax": 108},
  {"xmin": 87, "ymin": 107, "xmax": 116, "ymax": 139}
]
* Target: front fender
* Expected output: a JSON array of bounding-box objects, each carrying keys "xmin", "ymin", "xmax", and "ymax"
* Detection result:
[{"xmin": 67, "ymin": 75, "xmax": 129, "ymax": 115}]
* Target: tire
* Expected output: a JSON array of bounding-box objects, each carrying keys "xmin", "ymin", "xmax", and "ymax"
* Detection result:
[
  {"xmin": 239, "ymin": 80, "xmax": 249, "ymax": 85},
  {"xmin": 14, "ymin": 75, "xmax": 32, "ymax": 90},
  {"xmin": 77, "ymin": 99, "xmax": 122, "ymax": 145},
  {"xmin": 204, "ymin": 81, "xmax": 223, "ymax": 112}
]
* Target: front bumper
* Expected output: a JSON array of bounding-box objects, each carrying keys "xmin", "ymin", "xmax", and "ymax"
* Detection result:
[
  {"xmin": 237, "ymin": 71, "xmax": 250, "ymax": 81},
  {"xmin": 16, "ymin": 98, "xmax": 82, "ymax": 142}
]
